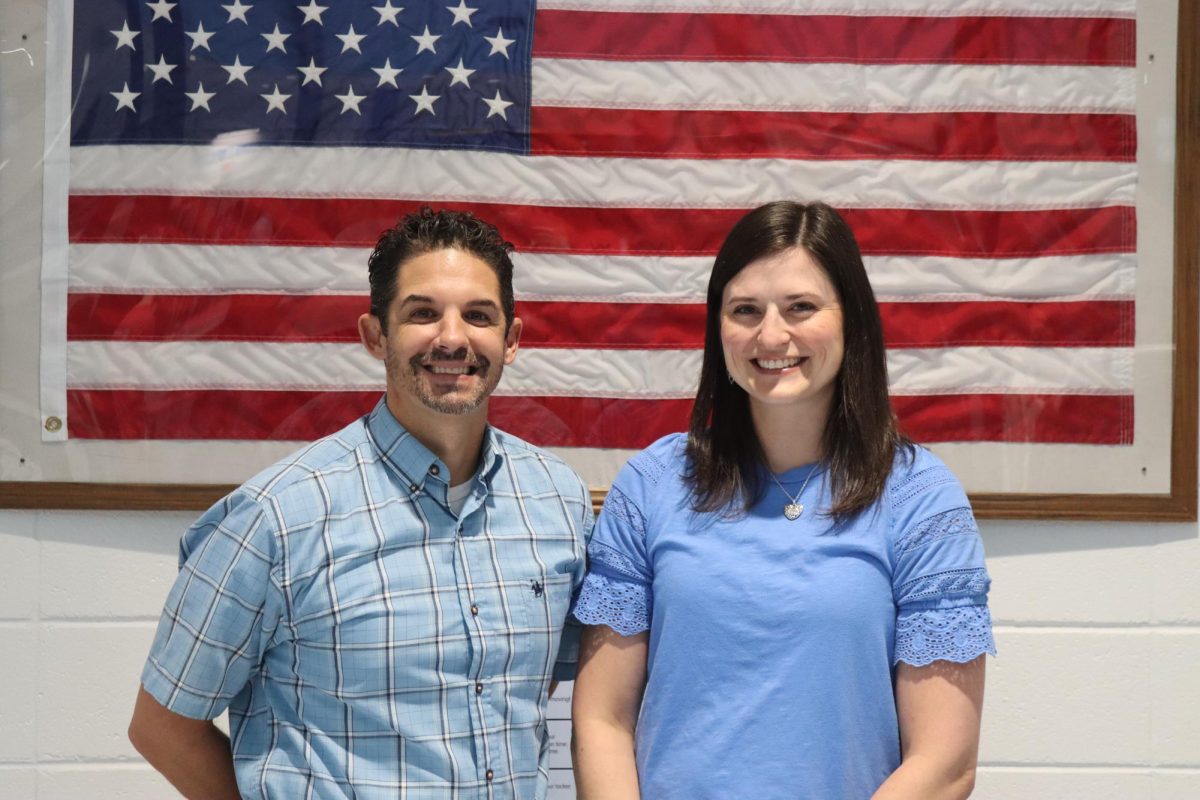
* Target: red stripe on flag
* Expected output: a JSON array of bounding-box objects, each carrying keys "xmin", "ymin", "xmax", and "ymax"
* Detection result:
[
  {"xmin": 67, "ymin": 294, "xmax": 1135, "ymax": 349},
  {"xmin": 533, "ymin": 11, "xmax": 1135, "ymax": 66},
  {"xmin": 68, "ymin": 196, "xmax": 1136, "ymax": 258},
  {"xmin": 878, "ymin": 300, "xmax": 1133, "ymax": 349},
  {"xmin": 531, "ymin": 108, "xmax": 1136, "ymax": 162},
  {"xmin": 517, "ymin": 300, "xmax": 1136, "ymax": 349},
  {"xmin": 67, "ymin": 389, "xmax": 379, "ymax": 441},
  {"xmin": 67, "ymin": 293, "xmax": 369, "ymax": 342},
  {"xmin": 893, "ymin": 393, "xmax": 1132, "ymax": 444},
  {"xmin": 66, "ymin": 390, "xmax": 1130, "ymax": 445}
]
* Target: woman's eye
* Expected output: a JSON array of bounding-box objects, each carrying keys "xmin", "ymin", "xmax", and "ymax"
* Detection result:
[
  {"xmin": 732, "ymin": 305, "xmax": 760, "ymax": 316},
  {"xmin": 790, "ymin": 302, "xmax": 817, "ymax": 313}
]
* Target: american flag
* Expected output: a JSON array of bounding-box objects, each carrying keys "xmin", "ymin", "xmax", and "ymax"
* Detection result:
[{"xmin": 50, "ymin": 0, "xmax": 1136, "ymax": 486}]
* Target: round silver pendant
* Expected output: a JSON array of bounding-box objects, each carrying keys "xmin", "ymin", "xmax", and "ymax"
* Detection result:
[{"xmin": 783, "ymin": 502, "xmax": 803, "ymax": 520}]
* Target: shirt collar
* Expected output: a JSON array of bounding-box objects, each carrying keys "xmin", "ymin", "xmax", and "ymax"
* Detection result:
[{"xmin": 365, "ymin": 397, "xmax": 504, "ymax": 494}]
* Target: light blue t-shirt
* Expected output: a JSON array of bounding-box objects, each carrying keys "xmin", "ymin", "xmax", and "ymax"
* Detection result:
[{"xmin": 572, "ymin": 433, "xmax": 995, "ymax": 799}]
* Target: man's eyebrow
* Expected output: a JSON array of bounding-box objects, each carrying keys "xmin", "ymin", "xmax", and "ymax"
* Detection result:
[
  {"xmin": 398, "ymin": 294, "xmax": 435, "ymax": 306},
  {"xmin": 397, "ymin": 295, "xmax": 500, "ymax": 309}
]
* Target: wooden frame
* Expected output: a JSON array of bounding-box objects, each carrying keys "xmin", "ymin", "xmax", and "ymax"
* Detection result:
[
  {"xmin": 1, "ymin": 2, "xmax": 1195, "ymax": 519},
  {"xmin": 966, "ymin": 0, "xmax": 1198, "ymax": 521}
]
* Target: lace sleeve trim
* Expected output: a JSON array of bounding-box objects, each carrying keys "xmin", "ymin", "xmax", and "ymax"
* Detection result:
[
  {"xmin": 894, "ymin": 507, "xmax": 978, "ymax": 558},
  {"xmin": 894, "ymin": 604, "xmax": 996, "ymax": 667},
  {"xmin": 896, "ymin": 567, "xmax": 991, "ymax": 606},
  {"xmin": 590, "ymin": 540, "xmax": 651, "ymax": 583},
  {"xmin": 889, "ymin": 463, "xmax": 959, "ymax": 510},
  {"xmin": 571, "ymin": 571, "xmax": 651, "ymax": 637},
  {"xmin": 601, "ymin": 484, "xmax": 646, "ymax": 538}
]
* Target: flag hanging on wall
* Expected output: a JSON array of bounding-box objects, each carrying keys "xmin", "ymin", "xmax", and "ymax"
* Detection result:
[{"xmin": 51, "ymin": 0, "xmax": 1137, "ymax": 464}]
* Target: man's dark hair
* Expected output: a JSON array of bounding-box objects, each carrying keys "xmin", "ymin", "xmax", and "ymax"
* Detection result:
[
  {"xmin": 367, "ymin": 207, "xmax": 516, "ymax": 332},
  {"xmin": 684, "ymin": 200, "xmax": 913, "ymax": 521}
]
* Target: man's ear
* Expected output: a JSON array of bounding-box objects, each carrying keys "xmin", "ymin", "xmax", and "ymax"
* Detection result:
[
  {"xmin": 358, "ymin": 313, "xmax": 386, "ymax": 361},
  {"xmin": 503, "ymin": 316, "xmax": 522, "ymax": 365}
]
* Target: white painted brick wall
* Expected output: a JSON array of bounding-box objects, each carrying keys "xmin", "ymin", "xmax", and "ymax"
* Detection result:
[{"xmin": 2, "ymin": 508, "xmax": 1199, "ymax": 798}]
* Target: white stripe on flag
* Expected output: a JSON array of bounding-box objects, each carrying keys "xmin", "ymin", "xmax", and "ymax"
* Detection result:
[
  {"xmin": 70, "ymin": 145, "xmax": 1136, "ymax": 210},
  {"xmin": 68, "ymin": 244, "xmax": 1136, "ymax": 302},
  {"xmin": 66, "ymin": 341, "xmax": 1133, "ymax": 395},
  {"xmin": 532, "ymin": 60, "xmax": 1135, "ymax": 112},
  {"xmin": 536, "ymin": 0, "xmax": 1135, "ymax": 16}
]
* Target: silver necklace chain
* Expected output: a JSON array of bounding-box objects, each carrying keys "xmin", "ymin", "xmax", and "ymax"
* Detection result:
[{"xmin": 767, "ymin": 465, "xmax": 819, "ymax": 520}]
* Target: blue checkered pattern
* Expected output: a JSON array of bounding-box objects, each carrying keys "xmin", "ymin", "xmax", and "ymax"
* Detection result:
[{"xmin": 142, "ymin": 398, "xmax": 592, "ymax": 800}]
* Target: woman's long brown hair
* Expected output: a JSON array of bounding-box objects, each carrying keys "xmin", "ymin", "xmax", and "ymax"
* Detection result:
[{"xmin": 684, "ymin": 201, "xmax": 912, "ymax": 521}]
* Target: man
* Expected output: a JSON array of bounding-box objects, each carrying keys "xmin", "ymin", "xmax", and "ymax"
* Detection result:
[{"xmin": 129, "ymin": 208, "xmax": 593, "ymax": 799}]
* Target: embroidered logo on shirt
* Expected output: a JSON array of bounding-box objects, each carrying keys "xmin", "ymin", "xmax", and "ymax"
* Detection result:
[{"xmin": 531, "ymin": 580, "xmax": 544, "ymax": 598}]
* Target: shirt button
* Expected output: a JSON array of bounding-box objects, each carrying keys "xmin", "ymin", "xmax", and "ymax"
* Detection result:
[
  {"xmin": 408, "ymin": 483, "xmax": 419, "ymax": 493},
  {"xmin": 470, "ymin": 604, "xmax": 479, "ymax": 616},
  {"xmin": 475, "ymin": 682, "xmax": 483, "ymax": 694},
  {"xmin": 429, "ymin": 465, "xmax": 440, "ymax": 475},
  {"xmin": 486, "ymin": 770, "xmax": 494, "ymax": 781}
]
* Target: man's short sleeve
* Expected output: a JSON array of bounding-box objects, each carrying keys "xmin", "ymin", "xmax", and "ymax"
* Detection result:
[
  {"xmin": 553, "ymin": 474, "xmax": 596, "ymax": 681},
  {"xmin": 141, "ymin": 492, "xmax": 282, "ymax": 719}
]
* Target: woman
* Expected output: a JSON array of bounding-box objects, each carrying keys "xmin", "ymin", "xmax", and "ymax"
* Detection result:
[{"xmin": 570, "ymin": 201, "xmax": 995, "ymax": 799}]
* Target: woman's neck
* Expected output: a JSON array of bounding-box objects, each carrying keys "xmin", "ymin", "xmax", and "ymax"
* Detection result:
[{"xmin": 750, "ymin": 397, "xmax": 831, "ymax": 473}]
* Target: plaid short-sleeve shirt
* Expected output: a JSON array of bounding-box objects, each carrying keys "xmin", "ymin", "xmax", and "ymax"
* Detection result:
[{"xmin": 142, "ymin": 399, "xmax": 593, "ymax": 800}]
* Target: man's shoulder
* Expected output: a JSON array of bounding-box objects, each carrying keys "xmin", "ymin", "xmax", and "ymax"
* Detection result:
[
  {"xmin": 489, "ymin": 427, "xmax": 588, "ymax": 498},
  {"xmin": 237, "ymin": 415, "xmax": 376, "ymax": 505}
]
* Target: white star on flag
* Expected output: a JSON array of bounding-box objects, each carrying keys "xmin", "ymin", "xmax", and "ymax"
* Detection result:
[
  {"xmin": 110, "ymin": 82, "xmax": 140, "ymax": 111},
  {"xmin": 446, "ymin": 0, "xmax": 478, "ymax": 27},
  {"xmin": 335, "ymin": 86, "xmax": 366, "ymax": 115},
  {"xmin": 484, "ymin": 27, "xmax": 515, "ymax": 58},
  {"xmin": 482, "ymin": 89, "xmax": 513, "ymax": 119},
  {"xmin": 409, "ymin": 84, "xmax": 439, "ymax": 115},
  {"xmin": 186, "ymin": 22, "xmax": 215, "ymax": 52},
  {"xmin": 262, "ymin": 24, "xmax": 290, "ymax": 53},
  {"xmin": 297, "ymin": 1, "xmax": 328, "ymax": 25},
  {"xmin": 221, "ymin": 55, "xmax": 252, "ymax": 84},
  {"xmin": 146, "ymin": 1, "xmax": 176, "ymax": 23},
  {"xmin": 221, "ymin": 0, "xmax": 253, "ymax": 24},
  {"xmin": 411, "ymin": 26, "xmax": 440, "ymax": 55},
  {"xmin": 445, "ymin": 58, "xmax": 475, "ymax": 88},
  {"xmin": 297, "ymin": 57, "xmax": 327, "ymax": 86},
  {"xmin": 260, "ymin": 84, "xmax": 290, "ymax": 113},
  {"xmin": 146, "ymin": 54, "xmax": 177, "ymax": 84},
  {"xmin": 185, "ymin": 83, "xmax": 216, "ymax": 112},
  {"xmin": 372, "ymin": 58, "xmax": 403, "ymax": 88},
  {"xmin": 336, "ymin": 25, "xmax": 366, "ymax": 54},
  {"xmin": 110, "ymin": 21, "xmax": 140, "ymax": 51},
  {"xmin": 373, "ymin": 1, "xmax": 403, "ymax": 26}
]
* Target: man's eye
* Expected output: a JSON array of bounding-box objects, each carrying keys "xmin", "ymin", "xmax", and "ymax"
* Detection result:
[
  {"xmin": 466, "ymin": 311, "xmax": 494, "ymax": 324},
  {"xmin": 409, "ymin": 308, "xmax": 436, "ymax": 320}
]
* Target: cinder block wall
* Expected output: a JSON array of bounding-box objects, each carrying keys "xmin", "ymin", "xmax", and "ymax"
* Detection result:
[{"xmin": 2, "ymin": 509, "xmax": 1198, "ymax": 798}]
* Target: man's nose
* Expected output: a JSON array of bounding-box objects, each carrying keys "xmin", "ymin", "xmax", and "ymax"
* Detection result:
[{"xmin": 434, "ymin": 312, "xmax": 470, "ymax": 353}]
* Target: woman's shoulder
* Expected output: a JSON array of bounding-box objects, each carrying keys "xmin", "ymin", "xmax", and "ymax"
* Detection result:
[
  {"xmin": 617, "ymin": 432, "xmax": 689, "ymax": 491},
  {"xmin": 885, "ymin": 444, "xmax": 971, "ymax": 515}
]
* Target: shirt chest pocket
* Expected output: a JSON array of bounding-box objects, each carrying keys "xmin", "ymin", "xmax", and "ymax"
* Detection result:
[{"xmin": 514, "ymin": 571, "xmax": 573, "ymax": 635}]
